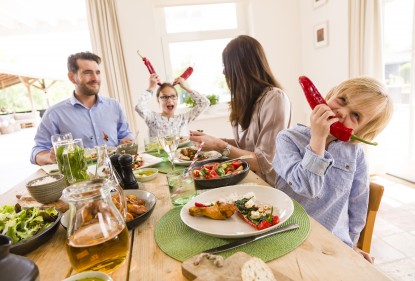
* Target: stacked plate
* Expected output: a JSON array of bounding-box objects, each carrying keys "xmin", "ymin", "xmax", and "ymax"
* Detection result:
[{"xmin": 26, "ymin": 174, "xmax": 66, "ymax": 204}]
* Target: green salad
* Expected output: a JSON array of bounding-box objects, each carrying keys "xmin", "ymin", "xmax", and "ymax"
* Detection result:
[{"xmin": 0, "ymin": 205, "xmax": 58, "ymax": 244}]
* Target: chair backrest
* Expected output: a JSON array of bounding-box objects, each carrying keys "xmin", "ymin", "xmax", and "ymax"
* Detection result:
[{"xmin": 357, "ymin": 181, "xmax": 384, "ymax": 253}]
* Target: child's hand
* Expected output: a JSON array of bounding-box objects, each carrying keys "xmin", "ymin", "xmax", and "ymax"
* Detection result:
[
  {"xmin": 148, "ymin": 73, "xmax": 160, "ymax": 90},
  {"xmin": 174, "ymin": 77, "xmax": 192, "ymax": 93},
  {"xmin": 309, "ymin": 104, "xmax": 338, "ymax": 155},
  {"xmin": 354, "ymin": 246, "xmax": 374, "ymax": 264}
]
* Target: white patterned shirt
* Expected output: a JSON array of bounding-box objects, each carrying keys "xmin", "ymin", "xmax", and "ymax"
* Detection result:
[{"xmin": 135, "ymin": 90, "xmax": 209, "ymax": 137}]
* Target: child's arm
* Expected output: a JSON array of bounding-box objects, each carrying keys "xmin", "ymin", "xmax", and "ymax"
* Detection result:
[{"xmin": 274, "ymin": 128, "xmax": 333, "ymax": 198}]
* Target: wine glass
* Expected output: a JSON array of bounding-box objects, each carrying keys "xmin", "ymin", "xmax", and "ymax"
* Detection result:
[{"xmin": 157, "ymin": 127, "xmax": 180, "ymax": 171}]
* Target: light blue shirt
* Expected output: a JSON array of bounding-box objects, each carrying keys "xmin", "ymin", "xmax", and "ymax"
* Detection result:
[
  {"xmin": 30, "ymin": 94, "xmax": 133, "ymax": 164},
  {"xmin": 273, "ymin": 124, "xmax": 369, "ymax": 247}
]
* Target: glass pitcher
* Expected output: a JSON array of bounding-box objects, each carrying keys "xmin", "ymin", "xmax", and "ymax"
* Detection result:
[
  {"xmin": 55, "ymin": 138, "xmax": 89, "ymax": 184},
  {"xmin": 62, "ymin": 179, "xmax": 129, "ymax": 273}
]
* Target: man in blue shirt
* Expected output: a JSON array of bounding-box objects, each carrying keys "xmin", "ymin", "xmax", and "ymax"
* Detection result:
[{"xmin": 31, "ymin": 52, "xmax": 133, "ymax": 165}]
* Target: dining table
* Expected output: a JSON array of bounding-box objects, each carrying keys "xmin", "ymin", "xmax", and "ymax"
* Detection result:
[{"xmin": 1, "ymin": 168, "xmax": 392, "ymax": 281}]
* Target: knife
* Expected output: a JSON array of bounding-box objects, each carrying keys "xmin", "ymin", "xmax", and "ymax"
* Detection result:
[{"xmin": 202, "ymin": 223, "xmax": 300, "ymax": 254}]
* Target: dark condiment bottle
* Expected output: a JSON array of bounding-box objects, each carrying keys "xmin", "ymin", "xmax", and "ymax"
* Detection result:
[
  {"xmin": 110, "ymin": 153, "xmax": 124, "ymax": 188},
  {"xmin": 118, "ymin": 154, "xmax": 139, "ymax": 189},
  {"xmin": 0, "ymin": 235, "xmax": 39, "ymax": 281}
]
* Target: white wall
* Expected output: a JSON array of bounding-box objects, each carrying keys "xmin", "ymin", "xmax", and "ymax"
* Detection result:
[{"xmin": 115, "ymin": 0, "xmax": 349, "ymax": 137}]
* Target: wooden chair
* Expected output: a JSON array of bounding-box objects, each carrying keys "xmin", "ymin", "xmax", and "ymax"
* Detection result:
[{"xmin": 357, "ymin": 182, "xmax": 384, "ymax": 253}]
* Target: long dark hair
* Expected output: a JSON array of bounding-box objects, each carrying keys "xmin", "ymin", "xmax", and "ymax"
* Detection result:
[{"xmin": 223, "ymin": 35, "xmax": 282, "ymax": 130}]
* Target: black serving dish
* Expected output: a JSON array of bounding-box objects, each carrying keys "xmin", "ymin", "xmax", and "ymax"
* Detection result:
[
  {"xmin": 190, "ymin": 158, "xmax": 250, "ymax": 190},
  {"xmin": 10, "ymin": 211, "xmax": 62, "ymax": 255}
]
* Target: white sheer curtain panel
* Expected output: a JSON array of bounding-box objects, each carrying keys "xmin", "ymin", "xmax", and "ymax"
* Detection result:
[
  {"xmin": 85, "ymin": 0, "xmax": 138, "ymax": 134},
  {"xmin": 349, "ymin": 0, "xmax": 383, "ymax": 79},
  {"xmin": 349, "ymin": 0, "xmax": 385, "ymax": 175}
]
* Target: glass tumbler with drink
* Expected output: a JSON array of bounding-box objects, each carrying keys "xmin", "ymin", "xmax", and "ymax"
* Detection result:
[
  {"xmin": 166, "ymin": 170, "xmax": 196, "ymax": 207},
  {"xmin": 62, "ymin": 179, "xmax": 129, "ymax": 273}
]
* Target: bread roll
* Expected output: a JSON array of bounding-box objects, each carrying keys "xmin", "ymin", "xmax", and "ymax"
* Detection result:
[{"xmin": 241, "ymin": 257, "xmax": 276, "ymax": 281}]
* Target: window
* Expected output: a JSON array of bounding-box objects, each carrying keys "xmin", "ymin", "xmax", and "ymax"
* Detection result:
[
  {"xmin": 156, "ymin": 1, "xmax": 247, "ymax": 103},
  {"xmin": 382, "ymin": 0, "xmax": 415, "ymax": 182}
]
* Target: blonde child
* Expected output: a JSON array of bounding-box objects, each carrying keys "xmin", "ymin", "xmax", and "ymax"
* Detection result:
[{"xmin": 273, "ymin": 77, "xmax": 393, "ymax": 263}]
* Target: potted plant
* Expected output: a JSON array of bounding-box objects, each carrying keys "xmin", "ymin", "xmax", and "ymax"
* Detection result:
[{"xmin": 185, "ymin": 94, "xmax": 219, "ymax": 108}]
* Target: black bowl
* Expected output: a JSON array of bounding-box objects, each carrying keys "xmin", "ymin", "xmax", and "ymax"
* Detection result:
[
  {"xmin": 10, "ymin": 211, "xmax": 62, "ymax": 255},
  {"xmin": 190, "ymin": 158, "xmax": 250, "ymax": 189},
  {"xmin": 124, "ymin": 190, "xmax": 156, "ymax": 230}
]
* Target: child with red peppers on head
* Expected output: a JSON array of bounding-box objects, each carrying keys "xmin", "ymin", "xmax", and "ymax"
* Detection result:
[
  {"xmin": 135, "ymin": 74, "xmax": 209, "ymax": 138},
  {"xmin": 273, "ymin": 77, "xmax": 394, "ymax": 263}
]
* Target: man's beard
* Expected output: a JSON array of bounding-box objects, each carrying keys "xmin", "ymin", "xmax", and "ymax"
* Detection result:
[{"xmin": 78, "ymin": 82, "xmax": 100, "ymax": 96}]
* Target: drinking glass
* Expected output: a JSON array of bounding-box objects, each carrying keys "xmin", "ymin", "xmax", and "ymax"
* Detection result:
[
  {"xmin": 144, "ymin": 137, "xmax": 160, "ymax": 156},
  {"xmin": 157, "ymin": 127, "xmax": 180, "ymax": 171},
  {"xmin": 51, "ymin": 132, "xmax": 73, "ymax": 145},
  {"xmin": 166, "ymin": 170, "xmax": 196, "ymax": 207}
]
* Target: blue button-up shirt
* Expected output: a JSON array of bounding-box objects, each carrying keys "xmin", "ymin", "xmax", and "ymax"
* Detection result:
[
  {"xmin": 273, "ymin": 124, "xmax": 369, "ymax": 247},
  {"xmin": 30, "ymin": 94, "xmax": 133, "ymax": 164}
]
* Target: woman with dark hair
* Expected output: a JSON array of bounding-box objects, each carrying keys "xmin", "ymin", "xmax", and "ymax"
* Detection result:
[
  {"xmin": 190, "ymin": 35, "xmax": 291, "ymax": 185},
  {"xmin": 135, "ymin": 75, "xmax": 209, "ymax": 137}
]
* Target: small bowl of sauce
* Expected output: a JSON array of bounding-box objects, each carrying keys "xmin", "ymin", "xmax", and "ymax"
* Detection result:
[
  {"xmin": 133, "ymin": 168, "xmax": 159, "ymax": 182},
  {"xmin": 63, "ymin": 271, "xmax": 112, "ymax": 281}
]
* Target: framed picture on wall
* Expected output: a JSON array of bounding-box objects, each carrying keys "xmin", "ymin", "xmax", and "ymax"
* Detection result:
[
  {"xmin": 314, "ymin": 22, "xmax": 328, "ymax": 48},
  {"xmin": 313, "ymin": 0, "xmax": 327, "ymax": 9}
]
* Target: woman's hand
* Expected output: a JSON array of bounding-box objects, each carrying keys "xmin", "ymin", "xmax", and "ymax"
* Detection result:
[
  {"xmin": 148, "ymin": 73, "xmax": 160, "ymax": 91},
  {"xmin": 174, "ymin": 77, "xmax": 192, "ymax": 93},
  {"xmin": 309, "ymin": 104, "xmax": 338, "ymax": 155},
  {"xmin": 189, "ymin": 130, "xmax": 223, "ymax": 152}
]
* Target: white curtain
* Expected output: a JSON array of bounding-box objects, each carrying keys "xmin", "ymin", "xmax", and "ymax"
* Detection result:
[
  {"xmin": 349, "ymin": 0, "xmax": 384, "ymax": 175},
  {"xmin": 85, "ymin": 0, "xmax": 138, "ymax": 134},
  {"xmin": 349, "ymin": 0, "xmax": 383, "ymax": 80}
]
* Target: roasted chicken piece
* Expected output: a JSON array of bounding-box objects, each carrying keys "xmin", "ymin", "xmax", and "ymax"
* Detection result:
[{"xmin": 189, "ymin": 202, "xmax": 235, "ymax": 220}]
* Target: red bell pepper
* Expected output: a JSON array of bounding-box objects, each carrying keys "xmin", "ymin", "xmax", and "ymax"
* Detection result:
[
  {"xmin": 298, "ymin": 76, "xmax": 378, "ymax": 146},
  {"xmin": 236, "ymin": 212, "xmax": 279, "ymax": 230},
  {"xmin": 195, "ymin": 202, "xmax": 209, "ymax": 207},
  {"xmin": 137, "ymin": 51, "xmax": 162, "ymax": 86}
]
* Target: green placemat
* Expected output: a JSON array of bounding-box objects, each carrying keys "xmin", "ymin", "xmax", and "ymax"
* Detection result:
[
  {"xmin": 147, "ymin": 151, "xmax": 187, "ymax": 174},
  {"xmin": 155, "ymin": 199, "xmax": 310, "ymax": 262}
]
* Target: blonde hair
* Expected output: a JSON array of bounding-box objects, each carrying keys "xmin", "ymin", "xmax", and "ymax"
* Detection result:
[{"xmin": 325, "ymin": 77, "xmax": 394, "ymax": 143}]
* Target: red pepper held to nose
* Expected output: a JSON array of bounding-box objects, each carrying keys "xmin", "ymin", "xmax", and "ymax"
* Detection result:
[
  {"xmin": 137, "ymin": 51, "xmax": 162, "ymax": 86},
  {"xmin": 298, "ymin": 76, "xmax": 378, "ymax": 146}
]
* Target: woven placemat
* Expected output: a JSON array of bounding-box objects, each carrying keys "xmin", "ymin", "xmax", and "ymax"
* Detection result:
[{"xmin": 155, "ymin": 199, "xmax": 310, "ymax": 262}]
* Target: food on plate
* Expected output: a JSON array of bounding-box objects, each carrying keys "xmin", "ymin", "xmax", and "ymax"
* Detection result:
[
  {"xmin": 189, "ymin": 202, "xmax": 235, "ymax": 220},
  {"xmin": 241, "ymin": 257, "xmax": 276, "ymax": 281},
  {"xmin": 112, "ymin": 194, "xmax": 147, "ymax": 222},
  {"xmin": 234, "ymin": 194, "xmax": 279, "ymax": 230},
  {"xmin": 0, "ymin": 204, "xmax": 58, "ymax": 244},
  {"xmin": 179, "ymin": 136, "xmax": 189, "ymax": 145},
  {"xmin": 132, "ymin": 153, "xmax": 144, "ymax": 169},
  {"xmin": 192, "ymin": 160, "xmax": 244, "ymax": 179},
  {"xmin": 178, "ymin": 147, "xmax": 207, "ymax": 161}
]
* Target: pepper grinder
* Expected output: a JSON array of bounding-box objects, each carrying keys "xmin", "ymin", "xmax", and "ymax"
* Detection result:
[
  {"xmin": 110, "ymin": 154, "xmax": 124, "ymax": 188},
  {"xmin": 118, "ymin": 154, "xmax": 139, "ymax": 189}
]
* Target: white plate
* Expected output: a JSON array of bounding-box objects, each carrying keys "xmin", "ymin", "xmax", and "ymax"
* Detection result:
[
  {"xmin": 135, "ymin": 153, "xmax": 163, "ymax": 169},
  {"xmin": 173, "ymin": 148, "xmax": 222, "ymax": 166},
  {"xmin": 180, "ymin": 184, "xmax": 294, "ymax": 238}
]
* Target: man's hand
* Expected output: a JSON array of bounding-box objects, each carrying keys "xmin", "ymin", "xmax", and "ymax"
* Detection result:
[
  {"xmin": 119, "ymin": 137, "xmax": 133, "ymax": 144},
  {"xmin": 35, "ymin": 149, "xmax": 56, "ymax": 166}
]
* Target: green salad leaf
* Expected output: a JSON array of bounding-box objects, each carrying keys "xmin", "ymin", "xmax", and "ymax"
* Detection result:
[{"xmin": 0, "ymin": 205, "xmax": 58, "ymax": 244}]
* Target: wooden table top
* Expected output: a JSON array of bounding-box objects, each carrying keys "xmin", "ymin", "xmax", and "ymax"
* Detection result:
[{"xmin": 1, "ymin": 169, "xmax": 391, "ymax": 281}]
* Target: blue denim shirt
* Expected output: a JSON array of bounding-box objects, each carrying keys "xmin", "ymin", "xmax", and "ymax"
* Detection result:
[
  {"xmin": 30, "ymin": 94, "xmax": 133, "ymax": 164},
  {"xmin": 273, "ymin": 124, "xmax": 369, "ymax": 247}
]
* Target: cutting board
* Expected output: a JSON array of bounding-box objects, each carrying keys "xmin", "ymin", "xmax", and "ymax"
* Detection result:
[{"xmin": 182, "ymin": 252, "xmax": 294, "ymax": 281}]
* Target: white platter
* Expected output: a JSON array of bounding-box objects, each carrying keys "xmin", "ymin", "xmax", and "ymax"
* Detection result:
[
  {"xmin": 180, "ymin": 184, "xmax": 294, "ymax": 238},
  {"xmin": 135, "ymin": 153, "xmax": 163, "ymax": 169}
]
